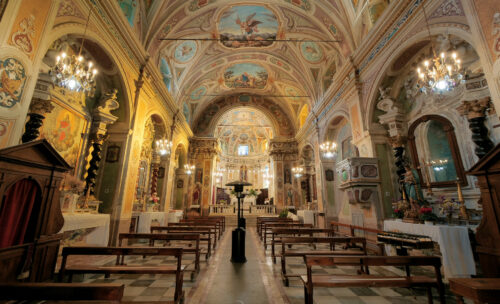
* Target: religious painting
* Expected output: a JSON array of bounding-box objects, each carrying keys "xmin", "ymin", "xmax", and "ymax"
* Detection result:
[
  {"xmin": 174, "ymin": 41, "xmax": 197, "ymax": 63},
  {"xmin": 40, "ymin": 99, "xmax": 88, "ymax": 168},
  {"xmin": 158, "ymin": 166, "xmax": 165, "ymax": 179},
  {"xmin": 105, "ymin": 145, "xmax": 120, "ymax": 163},
  {"xmin": 160, "ymin": 58, "xmax": 172, "ymax": 91},
  {"xmin": 368, "ymin": 2, "xmax": 389, "ymax": 24},
  {"xmin": 218, "ymin": 5, "xmax": 278, "ymax": 48},
  {"xmin": 284, "ymin": 168, "xmax": 291, "ymax": 184},
  {"xmin": 176, "ymin": 179, "xmax": 184, "ymax": 188},
  {"xmin": 285, "ymin": 86, "xmax": 301, "ymax": 101},
  {"xmin": 190, "ymin": 85, "xmax": 207, "ymax": 101},
  {"xmin": 118, "ymin": 0, "xmax": 137, "ymax": 27},
  {"xmin": 195, "ymin": 168, "xmax": 203, "ymax": 183},
  {"xmin": 224, "ymin": 63, "xmax": 268, "ymax": 89},
  {"xmin": 323, "ymin": 60, "xmax": 337, "ymax": 91},
  {"xmin": 0, "ymin": 58, "xmax": 26, "ymax": 108},
  {"xmin": 0, "ymin": 118, "xmax": 14, "ymax": 149},
  {"xmin": 301, "ymin": 42, "xmax": 323, "ymax": 63}
]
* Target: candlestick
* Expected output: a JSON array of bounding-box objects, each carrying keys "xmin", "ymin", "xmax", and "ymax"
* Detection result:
[{"xmin": 456, "ymin": 178, "xmax": 469, "ymax": 220}]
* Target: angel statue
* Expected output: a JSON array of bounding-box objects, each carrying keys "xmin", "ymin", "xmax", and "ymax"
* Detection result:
[{"xmin": 236, "ymin": 13, "xmax": 262, "ymax": 38}]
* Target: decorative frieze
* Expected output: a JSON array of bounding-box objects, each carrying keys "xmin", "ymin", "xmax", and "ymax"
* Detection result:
[
  {"xmin": 189, "ymin": 137, "xmax": 218, "ymax": 159},
  {"xmin": 269, "ymin": 139, "xmax": 299, "ymax": 161}
]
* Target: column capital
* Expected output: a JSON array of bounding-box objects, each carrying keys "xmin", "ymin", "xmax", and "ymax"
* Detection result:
[{"xmin": 188, "ymin": 137, "xmax": 218, "ymax": 159}]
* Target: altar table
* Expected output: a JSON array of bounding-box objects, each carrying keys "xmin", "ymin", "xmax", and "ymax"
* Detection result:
[
  {"xmin": 297, "ymin": 210, "xmax": 316, "ymax": 226},
  {"xmin": 133, "ymin": 212, "xmax": 167, "ymax": 233},
  {"xmin": 168, "ymin": 210, "xmax": 184, "ymax": 223},
  {"xmin": 384, "ymin": 220, "xmax": 476, "ymax": 278},
  {"xmin": 59, "ymin": 213, "xmax": 110, "ymax": 246}
]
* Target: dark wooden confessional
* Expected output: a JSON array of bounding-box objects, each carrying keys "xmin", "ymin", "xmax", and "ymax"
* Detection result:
[{"xmin": 0, "ymin": 139, "xmax": 71, "ymax": 282}]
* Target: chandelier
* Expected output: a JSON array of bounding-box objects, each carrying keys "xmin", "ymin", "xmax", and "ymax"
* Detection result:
[
  {"xmin": 51, "ymin": 6, "xmax": 97, "ymax": 95},
  {"xmin": 184, "ymin": 164, "xmax": 195, "ymax": 175},
  {"xmin": 292, "ymin": 167, "xmax": 303, "ymax": 178},
  {"xmin": 155, "ymin": 138, "xmax": 173, "ymax": 156},
  {"xmin": 415, "ymin": 5, "xmax": 464, "ymax": 94},
  {"xmin": 320, "ymin": 141, "xmax": 337, "ymax": 158}
]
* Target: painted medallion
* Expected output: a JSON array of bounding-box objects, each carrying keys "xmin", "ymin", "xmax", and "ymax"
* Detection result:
[
  {"xmin": 174, "ymin": 41, "xmax": 197, "ymax": 63},
  {"xmin": 300, "ymin": 41, "xmax": 323, "ymax": 63},
  {"xmin": 190, "ymin": 85, "xmax": 207, "ymax": 101},
  {"xmin": 0, "ymin": 58, "xmax": 26, "ymax": 108}
]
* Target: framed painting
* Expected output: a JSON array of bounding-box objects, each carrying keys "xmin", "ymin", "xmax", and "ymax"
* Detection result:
[
  {"xmin": 195, "ymin": 168, "xmax": 203, "ymax": 183},
  {"xmin": 106, "ymin": 145, "xmax": 120, "ymax": 163},
  {"xmin": 39, "ymin": 98, "xmax": 88, "ymax": 169}
]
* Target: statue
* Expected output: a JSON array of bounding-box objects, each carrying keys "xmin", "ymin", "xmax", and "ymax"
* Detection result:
[
  {"xmin": 96, "ymin": 89, "xmax": 119, "ymax": 115},
  {"xmin": 239, "ymin": 165, "xmax": 248, "ymax": 182},
  {"xmin": 402, "ymin": 165, "xmax": 424, "ymax": 219}
]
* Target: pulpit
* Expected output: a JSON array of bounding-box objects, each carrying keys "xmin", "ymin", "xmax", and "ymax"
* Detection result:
[
  {"xmin": 467, "ymin": 143, "xmax": 500, "ymax": 277},
  {"xmin": 0, "ymin": 140, "xmax": 71, "ymax": 282}
]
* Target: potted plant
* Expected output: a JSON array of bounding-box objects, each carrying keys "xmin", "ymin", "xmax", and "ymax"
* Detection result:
[
  {"xmin": 279, "ymin": 208, "xmax": 289, "ymax": 218},
  {"xmin": 438, "ymin": 196, "xmax": 458, "ymax": 223},
  {"xmin": 147, "ymin": 193, "xmax": 160, "ymax": 212},
  {"xmin": 393, "ymin": 208, "xmax": 404, "ymax": 221},
  {"xmin": 419, "ymin": 206, "xmax": 438, "ymax": 225}
]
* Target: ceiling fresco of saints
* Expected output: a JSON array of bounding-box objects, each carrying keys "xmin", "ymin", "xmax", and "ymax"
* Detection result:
[
  {"xmin": 223, "ymin": 63, "xmax": 268, "ymax": 89},
  {"xmin": 218, "ymin": 5, "xmax": 279, "ymax": 48}
]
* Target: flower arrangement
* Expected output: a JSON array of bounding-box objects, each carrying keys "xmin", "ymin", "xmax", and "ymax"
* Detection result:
[
  {"xmin": 393, "ymin": 208, "xmax": 404, "ymax": 219},
  {"xmin": 438, "ymin": 195, "xmax": 458, "ymax": 218},
  {"xmin": 148, "ymin": 193, "xmax": 160, "ymax": 205},
  {"xmin": 248, "ymin": 189, "xmax": 258, "ymax": 197},
  {"xmin": 63, "ymin": 174, "xmax": 85, "ymax": 194},
  {"xmin": 392, "ymin": 199, "xmax": 407, "ymax": 219},
  {"xmin": 419, "ymin": 206, "xmax": 438, "ymax": 222}
]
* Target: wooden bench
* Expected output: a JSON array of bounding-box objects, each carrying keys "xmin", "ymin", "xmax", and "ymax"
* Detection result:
[
  {"xmin": 169, "ymin": 223, "xmax": 219, "ymax": 246},
  {"xmin": 449, "ymin": 278, "xmax": 500, "ymax": 304},
  {"xmin": 331, "ymin": 221, "xmax": 385, "ymax": 254},
  {"xmin": 301, "ymin": 255, "xmax": 445, "ymax": 304},
  {"xmin": 186, "ymin": 216, "xmax": 225, "ymax": 232},
  {"xmin": 262, "ymin": 222, "xmax": 312, "ymax": 248},
  {"xmin": 151, "ymin": 226, "xmax": 214, "ymax": 258},
  {"xmin": 280, "ymin": 236, "xmax": 367, "ymax": 286},
  {"xmin": 0, "ymin": 283, "xmax": 125, "ymax": 303},
  {"xmin": 257, "ymin": 217, "xmax": 292, "ymax": 236},
  {"xmin": 270, "ymin": 228, "xmax": 338, "ymax": 263},
  {"xmin": 59, "ymin": 246, "xmax": 185, "ymax": 304},
  {"xmin": 179, "ymin": 219, "xmax": 223, "ymax": 239},
  {"xmin": 118, "ymin": 232, "xmax": 201, "ymax": 279}
]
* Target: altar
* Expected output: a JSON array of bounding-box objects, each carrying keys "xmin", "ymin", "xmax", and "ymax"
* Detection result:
[
  {"xmin": 133, "ymin": 212, "xmax": 167, "ymax": 233},
  {"xmin": 297, "ymin": 210, "xmax": 316, "ymax": 226},
  {"xmin": 384, "ymin": 220, "xmax": 476, "ymax": 278},
  {"xmin": 59, "ymin": 213, "xmax": 110, "ymax": 246}
]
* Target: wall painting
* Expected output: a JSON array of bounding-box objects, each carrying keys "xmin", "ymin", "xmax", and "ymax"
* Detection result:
[
  {"xmin": 190, "ymin": 85, "xmax": 207, "ymax": 101},
  {"xmin": 218, "ymin": 5, "xmax": 278, "ymax": 48},
  {"xmin": 160, "ymin": 58, "xmax": 172, "ymax": 91},
  {"xmin": 118, "ymin": 0, "xmax": 137, "ymax": 27},
  {"xmin": 223, "ymin": 63, "xmax": 268, "ymax": 89},
  {"xmin": 0, "ymin": 118, "xmax": 14, "ymax": 149},
  {"xmin": 0, "ymin": 58, "xmax": 26, "ymax": 109},
  {"xmin": 301, "ymin": 42, "xmax": 323, "ymax": 63},
  {"xmin": 39, "ymin": 99, "xmax": 88, "ymax": 168},
  {"xmin": 9, "ymin": 0, "xmax": 51, "ymax": 58}
]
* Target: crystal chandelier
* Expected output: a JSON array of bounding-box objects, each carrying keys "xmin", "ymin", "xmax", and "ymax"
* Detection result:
[
  {"xmin": 292, "ymin": 166, "xmax": 303, "ymax": 178},
  {"xmin": 51, "ymin": 6, "xmax": 97, "ymax": 95},
  {"xmin": 184, "ymin": 164, "xmax": 195, "ymax": 175},
  {"xmin": 416, "ymin": 5, "xmax": 464, "ymax": 94},
  {"xmin": 155, "ymin": 138, "xmax": 173, "ymax": 156},
  {"xmin": 320, "ymin": 141, "xmax": 338, "ymax": 158}
]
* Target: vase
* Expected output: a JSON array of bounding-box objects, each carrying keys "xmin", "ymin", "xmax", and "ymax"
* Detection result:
[{"xmin": 424, "ymin": 220, "xmax": 434, "ymax": 226}]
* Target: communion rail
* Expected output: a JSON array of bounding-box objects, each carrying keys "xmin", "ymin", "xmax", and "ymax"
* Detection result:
[{"xmin": 209, "ymin": 204, "xmax": 276, "ymax": 215}]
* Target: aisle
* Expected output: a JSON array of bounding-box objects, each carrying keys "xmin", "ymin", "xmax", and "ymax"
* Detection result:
[{"xmin": 187, "ymin": 226, "xmax": 287, "ymax": 304}]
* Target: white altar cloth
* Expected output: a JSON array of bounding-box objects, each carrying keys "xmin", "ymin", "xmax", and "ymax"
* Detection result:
[
  {"xmin": 297, "ymin": 210, "xmax": 316, "ymax": 225},
  {"xmin": 60, "ymin": 213, "xmax": 110, "ymax": 246},
  {"xmin": 133, "ymin": 212, "xmax": 167, "ymax": 233},
  {"xmin": 384, "ymin": 220, "xmax": 476, "ymax": 278},
  {"xmin": 168, "ymin": 210, "xmax": 184, "ymax": 223}
]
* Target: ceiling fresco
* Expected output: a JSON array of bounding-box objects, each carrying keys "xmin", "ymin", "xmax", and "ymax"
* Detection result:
[{"xmin": 116, "ymin": 0, "xmax": 392, "ymax": 135}]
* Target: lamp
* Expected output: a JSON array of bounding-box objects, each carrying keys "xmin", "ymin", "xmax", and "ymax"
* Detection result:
[
  {"xmin": 155, "ymin": 138, "xmax": 173, "ymax": 156},
  {"xmin": 292, "ymin": 166, "xmax": 303, "ymax": 178},
  {"xmin": 184, "ymin": 164, "xmax": 195, "ymax": 175},
  {"xmin": 320, "ymin": 141, "xmax": 338, "ymax": 158},
  {"xmin": 51, "ymin": 5, "xmax": 98, "ymax": 95},
  {"xmin": 416, "ymin": 4, "xmax": 464, "ymax": 94}
]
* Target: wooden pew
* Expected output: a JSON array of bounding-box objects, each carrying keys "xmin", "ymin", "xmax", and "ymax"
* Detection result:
[
  {"xmin": 262, "ymin": 222, "xmax": 312, "ymax": 249},
  {"xmin": 59, "ymin": 247, "xmax": 185, "ymax": 304},
  {"xmin": 179, "ymin": 219, "xmax": 223, "ymax": 239},
  {"xmin": 118, "ymin": 232, "xmax": 201, "ymax": 279},
  {"xmin": 280, "ymin": 236, "xmax": 367, "ymax": 286},
  {"xmin": 331, "ymin": 221, "xmax": 385, "ymax": 254},
  {"xmin": 257, "ymin": 217, "xmax": 292, "ymax": 235},
  {"xmin": 166, "ymin": 224, "xmax": 218, "ymax": 248},
  {"xmin": 151, "ymin": 226, "xmax": 214, "ymax": 258},
  {"xmin": 301, "ymin": 255, "xmax": 445, "ymax": 304},
  {"xmin": 186, "ymin": 216, "xmax": 225, "ymax": 232},
  {"xmin": 0, "ymin": 283, "xmax": 125, "ymax": 303},
  {"xmin": 270, "ymin": 228, "xmax": 337, "ymax": 263}
]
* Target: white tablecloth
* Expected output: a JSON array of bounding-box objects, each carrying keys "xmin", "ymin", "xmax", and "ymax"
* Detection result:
[
  {"xmin": 59, "ymin": 213, "xmax": 110, "ymax": 246},
  {"xmin": 168, "ymin": 210, "xmax": 184, "ymax": 223},
  {"xmin": 383, "ymin": 220, "xmax": 476, "ymax": 278},
  {"xmin": 297, "ymin": 210, "xmax": 316, "ymax": 225},
  {"xmin": 133, "ymin": 212, "xmax": 167, "ymax": 233}
]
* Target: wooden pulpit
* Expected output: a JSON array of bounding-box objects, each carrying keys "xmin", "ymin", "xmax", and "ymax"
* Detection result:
[
  {"xmin": 467, "ymin": 143, "xmax": 500, "ymax": 277},
  {"xmin": 0, "ymin": 140, "xmax": 71, "ymax": 282}
]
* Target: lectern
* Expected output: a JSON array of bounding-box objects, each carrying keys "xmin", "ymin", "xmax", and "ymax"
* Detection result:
[{"xmin": 226, "ymin": 180, "xmax": 251, "ymax": 263}]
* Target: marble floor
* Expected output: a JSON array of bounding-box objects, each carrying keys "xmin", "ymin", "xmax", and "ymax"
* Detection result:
[{"xmin": 69, "ymin": 225, "xmax": 463, "ymax": 304}]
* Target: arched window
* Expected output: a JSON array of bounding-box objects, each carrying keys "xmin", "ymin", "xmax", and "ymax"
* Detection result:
[{"xmin": 408, "ymin": 115, "xmax": 467, "ymax": 188}]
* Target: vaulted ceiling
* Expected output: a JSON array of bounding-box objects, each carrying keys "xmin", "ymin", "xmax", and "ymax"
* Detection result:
[{"xmin": 117, "ymin": 0, "xmax": 391, "ymax": 135}]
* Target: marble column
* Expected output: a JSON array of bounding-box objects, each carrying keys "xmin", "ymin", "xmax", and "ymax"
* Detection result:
[
  {"xmin": 22, "ymin": 74, "xmax": 55, "ymax": 143},
  {"xmin": 457, "ymin": 97, "xmax": 495, "ymax": 159},
  {"xmin": 84, "ymin": 89, "xmax": 119, "ymax": 195}
]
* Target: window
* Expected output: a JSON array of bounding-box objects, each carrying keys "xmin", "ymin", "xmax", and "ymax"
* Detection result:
[{"xmin": 238, "ymin": 145, "xmax": 249, "ymax": 156}]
